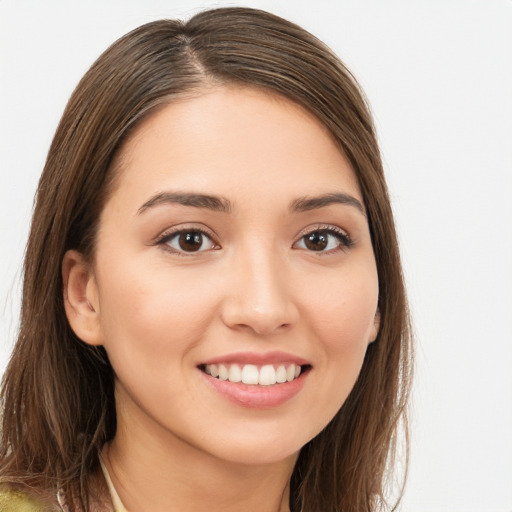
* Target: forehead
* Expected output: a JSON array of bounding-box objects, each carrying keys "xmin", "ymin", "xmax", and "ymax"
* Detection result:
[{"xmin": 108, "ymin": 85, "xmax": 362, "ymax": 210}]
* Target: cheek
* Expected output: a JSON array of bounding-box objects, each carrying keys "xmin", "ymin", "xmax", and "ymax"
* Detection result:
[
  {"xmin": 299, "ymin": 262, "xmax": 378, "ymax": 407},
  {"xmin": 95, "ymin": 259, "xmax": 219, "ymax": 372},
  {"xmin": 312, "ymin": 296, "xmax": 373, "ymax": 385},
  {"xmin": 303, "ymin": 265, "xmax": 378, "ymax": 348}
]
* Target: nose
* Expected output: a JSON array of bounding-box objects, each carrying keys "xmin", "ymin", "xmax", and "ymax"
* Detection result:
[{"xmin": 220, "ymin": 248, "xmax": 299, "ymax": 336}]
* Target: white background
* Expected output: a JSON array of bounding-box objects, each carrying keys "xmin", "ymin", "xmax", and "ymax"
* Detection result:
[{"xmin": 1, "ymin": 1, "xmax": 511, "ymax": 510}]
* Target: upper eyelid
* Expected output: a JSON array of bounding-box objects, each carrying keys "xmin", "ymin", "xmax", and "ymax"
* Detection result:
[
  {"xmin": 155, "ymin": 227, "xmax": 219, "ymax": 257},
  {"xmin": 294, "ymin": 223, "xmax": 350, "ymax": 239},
  {"xmin": 153, "ymin": 224, "xmax": 218, "ymax": 245},
  {"xmin": 293, "ymin": 224, "xmax": 354, "ymax": 252}
]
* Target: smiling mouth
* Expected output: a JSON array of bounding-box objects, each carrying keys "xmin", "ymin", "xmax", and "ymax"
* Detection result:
[{"xmin": 199, "ymin": 363, "xmax": 310, "ymax": 386}]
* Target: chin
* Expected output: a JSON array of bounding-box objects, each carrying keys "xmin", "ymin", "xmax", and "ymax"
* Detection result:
[{"xmin": 202, "ymin": 429, "xmax": 311, "ymax": 467}]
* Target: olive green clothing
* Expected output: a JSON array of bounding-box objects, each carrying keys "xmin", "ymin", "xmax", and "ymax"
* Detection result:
[
  {"xmin": 0, "ymin": 487, "xmax": 51, "ymax": 511},
  {"xmin": 0, "ymin": 458, "xmax": 127, "ymax": 511}
]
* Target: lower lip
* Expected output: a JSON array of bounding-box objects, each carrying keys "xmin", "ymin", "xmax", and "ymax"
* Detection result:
[{"xmin": 201, "ymin": 370, "xmax": 308, "ymax": 409}]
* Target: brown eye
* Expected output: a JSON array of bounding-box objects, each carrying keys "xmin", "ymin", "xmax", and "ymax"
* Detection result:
[
  {"xmin": 179, "ymin": 232, "xmax": 203, "ymax": 251},
  {"xmin": 295, "ymin": 228, "xmax": 352, "ymax": 253},
  {"xmin": 163, "ymin": 230, "xmax": 216, "ymax": 253},
  {"xmin": 304, "ymin": 232, "xmax": 328, "ymax": 251}
]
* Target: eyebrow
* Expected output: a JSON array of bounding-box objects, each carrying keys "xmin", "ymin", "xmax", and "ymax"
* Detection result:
[
  {"xmin": 137, "ymin": 192, "xmax": 232, "ymax": 215},
  {"xmin": 290, "ymin": 193, "xmax": 365, "ymax": 216},
  {"xmin": 137, "ymin": 191, "xmax": 365, "ymax": 216}
]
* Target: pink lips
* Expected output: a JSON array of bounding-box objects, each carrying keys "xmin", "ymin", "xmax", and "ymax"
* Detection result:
[{"xmin": 198, "ymin": 351, "xmax": 310, "ymax": 409}]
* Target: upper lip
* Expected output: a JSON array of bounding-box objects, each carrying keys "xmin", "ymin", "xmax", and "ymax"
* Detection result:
[{"xmin": 199, "ymin": 351, "xmax": 311, "ymax": 367}]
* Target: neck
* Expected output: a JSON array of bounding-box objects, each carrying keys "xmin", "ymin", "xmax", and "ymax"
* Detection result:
[{"xmin": 103, "ymin": 391, "xmax": 297, "ymax": 512}]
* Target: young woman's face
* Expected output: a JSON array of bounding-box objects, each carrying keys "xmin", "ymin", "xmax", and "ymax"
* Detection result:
[{"xmin": 84, "ymin": 86, "xmax": 379, "ymax": 465}]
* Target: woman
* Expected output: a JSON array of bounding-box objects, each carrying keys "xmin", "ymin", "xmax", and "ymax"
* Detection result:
[{"xmin": 0, "ymin": 7, "xmax": 412, "ymax": 511}]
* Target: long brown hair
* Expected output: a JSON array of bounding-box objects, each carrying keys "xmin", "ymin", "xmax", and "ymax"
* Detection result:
[{"xmin": 0, "ymin": 7, "xmax": 412, "ymax": 511}]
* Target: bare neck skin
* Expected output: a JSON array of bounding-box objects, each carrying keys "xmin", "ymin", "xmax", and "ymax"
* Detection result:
[{"xmin": 102, "ymin": 384, "xmax": 296, "ymax": 512}]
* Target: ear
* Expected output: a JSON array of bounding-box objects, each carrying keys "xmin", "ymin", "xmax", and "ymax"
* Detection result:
[
  {"xmin": 368, "ymin": 309, "xmax": 380, "ymax": 344},
  {"xmin": 62, "ymin": 249, "xmax": 103, "ymax": 346}
]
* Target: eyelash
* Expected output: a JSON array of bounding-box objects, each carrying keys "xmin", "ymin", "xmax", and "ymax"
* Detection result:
[
  {"xmin": 154, "ymin": 224, "xmax": 353, "ymax": 256},
  {"xmin": 294, "ymin": 225, "xmax": 353, "ymax": 254},
  {"xmin": 155, "ymin": 227, "xmax": 219, "ymax": 256}
]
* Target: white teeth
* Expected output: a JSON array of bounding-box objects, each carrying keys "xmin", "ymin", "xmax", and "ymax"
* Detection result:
[
  {"xmin": 276, "ymin": 365, "xmax": 287, "ymax": 383},
  {"xmin": 228, "ymin": 364, "xmax": 242, "ymax": 383},
  {"xmin": 242, "ymin": 364, "xmax": 259, "ymax": 385},
  {"xmin": 259, "ymin": 365, "xmax": 276, "ymax": 386},
  {"xmin": 218, "ymin": 364, "xmax": 228, "ymax": 381},
  {"xmin": 204, "ymin": 362, "xmax": 304, "ymax": 386}
]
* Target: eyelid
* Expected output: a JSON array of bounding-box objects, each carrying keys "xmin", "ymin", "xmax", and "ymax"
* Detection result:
[
  {"xmin": 293, "ymin": 224, "xmax": 353, "ymax": 252},
  {"xmin": 153, "ymin": 224, "xmax": 220, "ymax": 254}
]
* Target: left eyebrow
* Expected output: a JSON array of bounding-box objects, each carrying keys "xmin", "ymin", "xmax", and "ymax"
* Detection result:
[{"xmin": 290, "ymin": 192, "xmax": 366, "ymax": 216}]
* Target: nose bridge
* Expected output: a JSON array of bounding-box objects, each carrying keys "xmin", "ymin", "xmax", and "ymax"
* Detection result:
[{"xmin": 222, "ymin": 240, "xmax": 298, "ymax": 334}]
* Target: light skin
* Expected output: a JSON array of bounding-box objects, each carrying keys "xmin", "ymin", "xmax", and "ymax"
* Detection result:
[{"xmin": 63, "ymin": 86, "xmax": 379, "ymax": 512}]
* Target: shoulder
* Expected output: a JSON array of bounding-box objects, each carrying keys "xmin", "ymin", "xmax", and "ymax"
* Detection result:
[{"xmin": 0, "ymin": 485, "xmax": 54, "ymax": 511}]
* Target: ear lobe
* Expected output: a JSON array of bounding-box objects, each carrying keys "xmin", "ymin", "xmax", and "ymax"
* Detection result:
[
  {"xmin": 62, "ymin": 249, "xmax": 103, "ymax": 346},
  {"xmin": 368, "ymin": 310, "xmax": 380, "ymax": 344}
]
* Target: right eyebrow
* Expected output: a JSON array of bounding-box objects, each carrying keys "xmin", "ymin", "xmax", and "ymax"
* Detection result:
[{"xmin": 137, "ymin": 192, "xmax": 232, "ymax": 215}]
